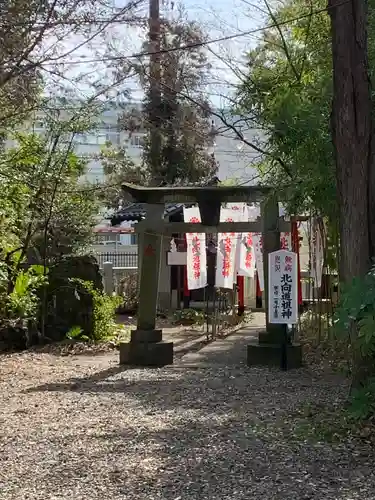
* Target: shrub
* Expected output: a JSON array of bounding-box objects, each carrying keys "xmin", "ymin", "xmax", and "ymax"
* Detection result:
[
  {"xmin": 347, "ymin": 377, "xmax": 375, "ymax": 421},
  {"xmin": 334, "ymin": 264, "xmax": 375, "ymax": 360},
  {"xmin": 173, "ymin": 308, "xmax": 205, "ymax": 326},
  {"xmin": 0, "ymin": 264, "xmax": 48, "ymax": 349},
  {"xmin": 334, "ymin": 264, "xmax": 375, "ymax": 420},
  {"xmin": 71, "ymin": 279, "xmax": 122, "ymax": 342}
]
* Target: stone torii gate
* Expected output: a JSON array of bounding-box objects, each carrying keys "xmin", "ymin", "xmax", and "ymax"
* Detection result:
[{"xmin": 119, "ymin": 183, "xmax": 302, "ymax": 368}]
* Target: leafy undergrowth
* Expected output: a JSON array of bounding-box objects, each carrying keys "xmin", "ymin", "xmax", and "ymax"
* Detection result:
[
  {"xmin": 249, "ymin": 401, "xmax": 375, "ymax": 447},
  {"xmin": 288, "ymin": 402, "xmax": 375, "ymax": 445},
  {"xmin": 29, "ymin": 326, "xmax": 131, "ymax": 356},
  {"xmin": 298, "ymin": 311, "xmax": 351, "ymax": 374}
]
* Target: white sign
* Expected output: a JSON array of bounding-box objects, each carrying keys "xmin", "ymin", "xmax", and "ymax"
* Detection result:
[
  {"xmin": 268, "ymin": 250, "xmax": 298, "ymax": 324},
  {"xmin": 167, "ymin": 252, "xmax": 187, "ymax": 265}
]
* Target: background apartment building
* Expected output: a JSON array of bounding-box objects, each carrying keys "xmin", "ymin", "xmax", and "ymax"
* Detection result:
[
  {"xmin": 9, "ymin": 100, "xmax": 261, "ymax": 246},
  {"xmin": 28, "ymin": 100, "xmax": 260, "ymax": 184}
]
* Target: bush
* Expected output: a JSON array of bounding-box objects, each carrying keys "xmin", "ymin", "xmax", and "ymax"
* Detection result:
[
  {"xmin": 173, "ymin": 308, "xmax": 205, "ymax": 326},
  {"xmin": 334, "ymin": 264, "xmax": 375, "ymax": 360},
  {"xmin": 0, "ymin": 264, "xmax": 47, "ymax": 349},
  {"xmin": 71, "ymin": 279, "xmax": 122, "ymax": 342},
  {"xmin": 347, "ymin": 377, "xmax": 375, "ymax": 421},
  {"xmin": 334, "ymin": 264, "xmax": 375, "ymax": 419}
]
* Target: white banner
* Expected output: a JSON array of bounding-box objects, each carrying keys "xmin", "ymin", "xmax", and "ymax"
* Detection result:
[
  {"xmin": 183, "ymin": 207, "xmax": 207, "ymax": 290},
  {"xmin": 268, "ymin": 250, "xmax": 298, "ymax": 324},
  {"xmin": 253, "ymin": 233, "xmax": 264, "ymax": 291},
  {"xmin": 231, "ymin": 204, "xmax": 255, "ymax": 278},
  {"xmin": 215, "ymin": 207, "xmax": 240, "ymax": 289},
  {"xmin": 246, "ymin": 205, "xmax": 262, "ymax": 286},
  {"xmin": 226, "ymin": 203, "xmax": 245, "ymax": 278},
  {"xmin": 310, "ymin": 219, "xmax": 324, "ymax": 288}
]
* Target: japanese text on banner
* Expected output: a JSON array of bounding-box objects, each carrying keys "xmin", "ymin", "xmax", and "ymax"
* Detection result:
[
  {"xmin": 215, "ymin": 207, "xmax": 240, "ymax": 289},
  {"xmin": 183, "ymin": 206, "xmax": 207, "ymax": 290},
  {"xmin": 253, "ymin": 233, "xmax": 264, "ymax": 291},
  {"xmin": 227, "ymin": 203, "xmax": 256, "ymax": 278}
]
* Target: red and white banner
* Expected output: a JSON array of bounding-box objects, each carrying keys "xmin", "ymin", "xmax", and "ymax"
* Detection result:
[
  {"xmin": 215, "ymin": 207, "xmax": 241, "ymax": 289},
  {"xmin": 183, "ymin": 207, "xmax": 207, "ymax": 290},
  {"xmin": 246, "ymin": 206, "xmax": 263, "ymax": 290},
  {"xmin": 253, "ymin": 233, "xmax": 264, "ymax": 291},
  {"xmin": 238, "ymin": 232, "xmax": 256, "ymax": 277},
  {"xmin": 280, "ymin": 232, "xmax": 292, "ymax": 250},
  {"xmin": 229, "ymin": 203, "xmax": 256, "ymax": 278}
]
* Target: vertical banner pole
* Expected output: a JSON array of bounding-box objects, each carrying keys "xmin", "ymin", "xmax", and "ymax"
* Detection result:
[
  {"xmin": 237, "ymin": 275, "xmax": 245, "ymax": 316},
  {"xmin": 281, "ymin": 324, "xmax": 288, "ymax": 371}
]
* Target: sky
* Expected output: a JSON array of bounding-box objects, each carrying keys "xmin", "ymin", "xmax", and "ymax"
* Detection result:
[
  {"xmin": 42, "ymin": 0, "xmax": 267, "ymax": 109},
  {"xmin": 36, "ymin": 0, "xmax": 271, "ymax": 184}
]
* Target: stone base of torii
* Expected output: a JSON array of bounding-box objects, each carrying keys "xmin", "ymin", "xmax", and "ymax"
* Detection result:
[{"xmin": 118, "ymin": 183, "xmax": 302, "ymax": 369}]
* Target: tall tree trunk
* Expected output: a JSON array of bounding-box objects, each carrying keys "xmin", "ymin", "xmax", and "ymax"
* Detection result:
[
  {"xmin": 329, "ymin": 0, "xmax": 373, "ymax": 280},
  {"xmin": 329, "ymin": 0, "xmax": 375, "ymax": 387}
]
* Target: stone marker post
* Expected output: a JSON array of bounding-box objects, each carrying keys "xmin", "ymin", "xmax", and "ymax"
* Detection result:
[
  {"xmin": 103, "ymin": 261, "xmax": 114, "ymax": 295},
  {"xmin": 247, "ymin": 197, "xmax": 302, "ymax": 368}
]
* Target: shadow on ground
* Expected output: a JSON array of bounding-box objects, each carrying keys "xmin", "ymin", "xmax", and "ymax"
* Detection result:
[{"xmin": 9, "ymin": 331, "xmax": 374, "ymax": 499}]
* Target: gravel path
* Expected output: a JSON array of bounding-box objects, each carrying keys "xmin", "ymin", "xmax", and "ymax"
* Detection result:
[{"xmin": 1, "ymin": 329, "xmax": 374, "ymax": 500}]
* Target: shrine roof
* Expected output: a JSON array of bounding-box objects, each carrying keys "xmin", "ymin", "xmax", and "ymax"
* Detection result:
[
  {"xmin": 111, "ymin": 202, "xmax": 186, "ymax": 225},
  {"xmin": 111, "ymin": 176, "xmax": 221, "ymax": 225}
]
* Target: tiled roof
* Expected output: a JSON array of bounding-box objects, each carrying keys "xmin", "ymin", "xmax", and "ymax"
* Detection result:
[
  {"xmin": 110, "ymin": 177, "xmax": 221, "ymax": 226},
  {"xmin": 111, "ymin": 202, "xmax": 186, "ymax": 225}
]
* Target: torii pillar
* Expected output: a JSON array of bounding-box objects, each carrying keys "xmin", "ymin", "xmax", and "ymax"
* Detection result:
[{"xmin": 119, "ymin": 201, "xmax": 174, "ymax": 366}]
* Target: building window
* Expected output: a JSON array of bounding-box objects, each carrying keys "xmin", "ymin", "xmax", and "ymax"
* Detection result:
[
  {"xmin": 130, "ymin": 134, "xmax": 145, "ymax": 148},
  {"xmin": 130, "ymin": 233, "xmax": 138, "ymax": 245},
  {"xmin": 94, "ymin": 234, "xmax": 121, "ymax": 244},
  {"xmin": 106, "ymin": 132, "xmax": 120, "ymax": 145}
]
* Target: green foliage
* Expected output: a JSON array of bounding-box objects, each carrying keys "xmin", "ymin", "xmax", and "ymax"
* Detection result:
[
  {"xmin": 334, "ymin": 265, "xmax": 375, "ymax": 357},
  {"xmin": 4, "ymin": 265, "xmax": 47, "ymax": 325},
  {"xmin": 173, "ymin": 308, "xmax": 205, "ymax": 326},
  {"xmin": 0, "ymin": 108, "xmax": 100, "ymax": 266},
  {"xmin": 133, "ymin": 11, "xmax": 218, "ymax": 186},
  {"xmin": 238, "ymin": 0, "xmax": 335, "ymax": 216},
  {"xmin": 0, "ymin": 262, "xmax": 48, "ymax": 349},
  {"xmin": 99, "ymin": 143, "xmax": 147, "ymax": 210},
  {"xmin": 347, "ymin": 378, "xmax": 375, "ymax": 421},
  {"xmin": 0, "ymin": 102, "xmax": 103, "ymax": 349},
  {"xmin": 66, "ymin": 325, "xmax": 89, "ymax": 342},
  {"xmin": 71, "ymin": 279, "xmax": 122, "ymax": 342}
]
